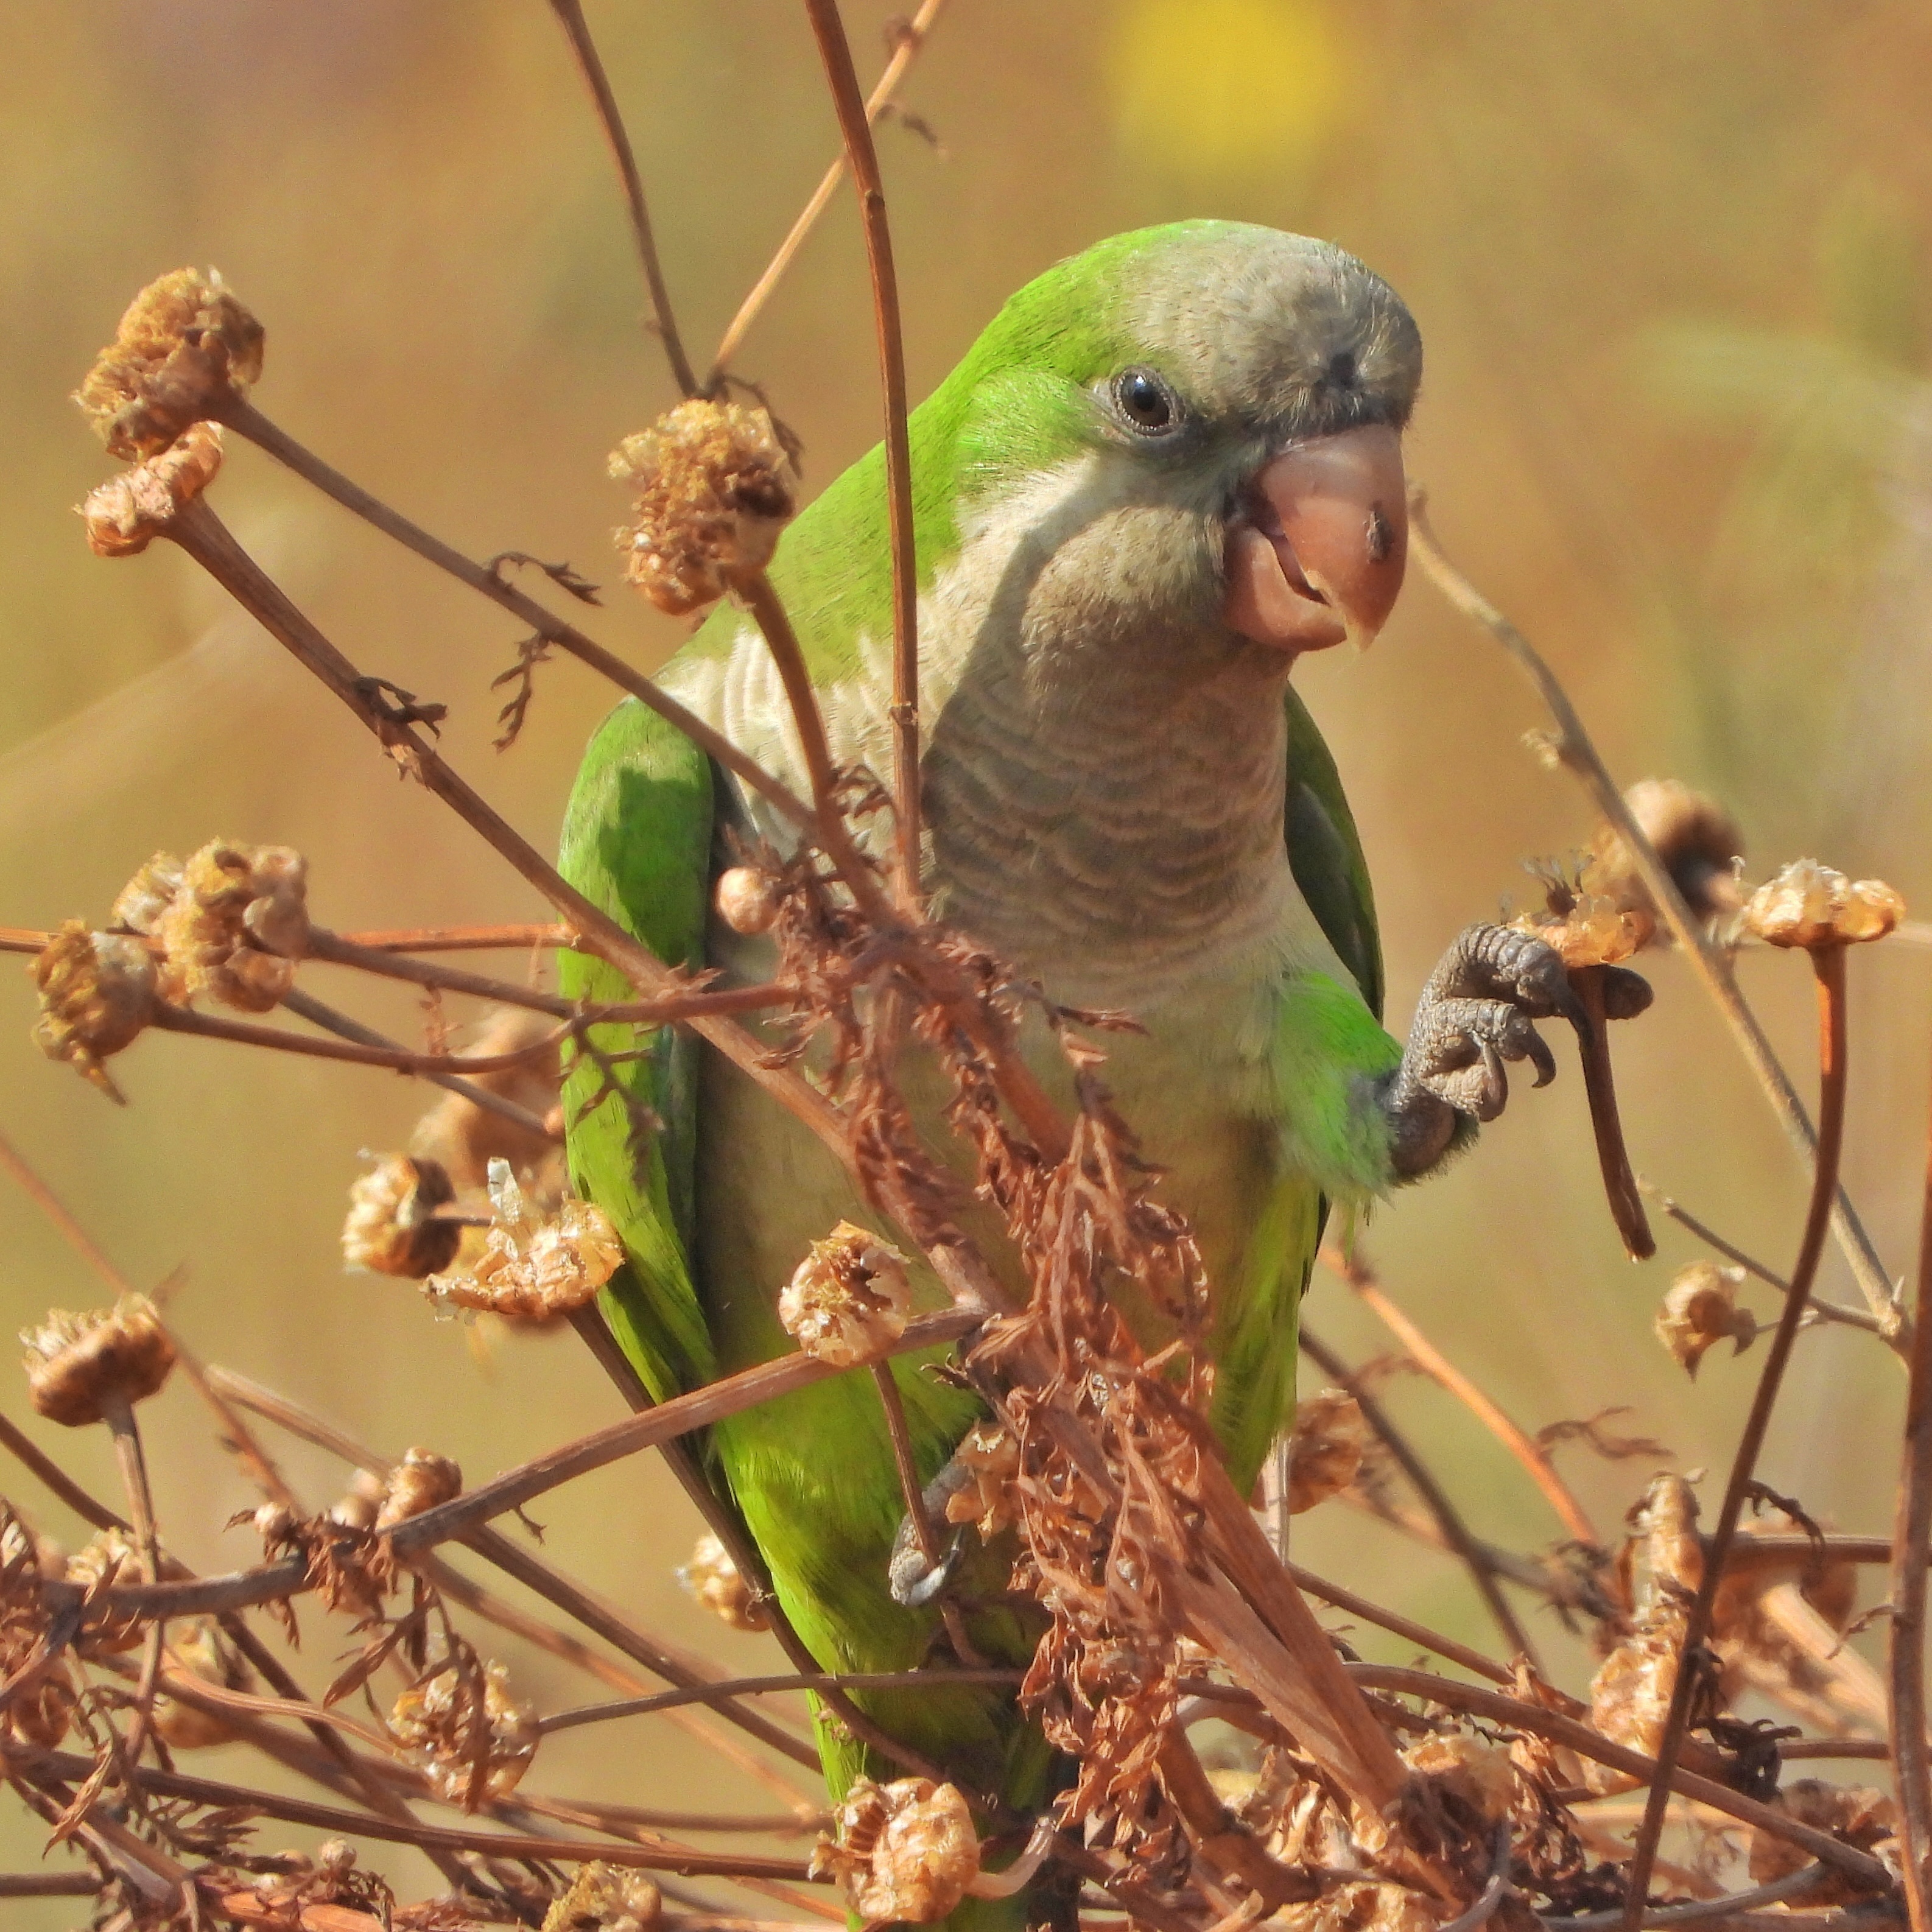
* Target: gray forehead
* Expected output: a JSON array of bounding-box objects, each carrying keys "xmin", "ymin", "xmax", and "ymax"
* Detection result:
[{"xmin": 1124, "ymin": 230, "xmax": 1422, "ymax": 426}]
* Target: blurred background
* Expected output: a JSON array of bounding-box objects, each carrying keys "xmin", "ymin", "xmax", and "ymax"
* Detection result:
[{"xmin": 4, "ymin": 0, "xmax": 1931, "ymax": 1915}]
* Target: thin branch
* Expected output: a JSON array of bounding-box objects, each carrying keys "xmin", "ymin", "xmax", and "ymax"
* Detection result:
[
  {"xmin": 1559, "ymin": 1865, "xmax": 1838, "ymax": 1930},
  {"xmin": 0, "ymin": 1122, "xmax": 130, "ymax": 1295},
  {"xmin": 709, "ymin": 0, "xmax": 947, "ymax": 381},
  {"xmin": 539, "ymin": 1667, "xmax": 1023, "ymax": 1737},
  {"xmin": 545, "ymin": 0, "xmax": 698, "ymax": 396},
  {"xmin": 1410, "ymin": 490, "xmax": 1898, "ymax": 1332},
  {"xmin": 0, "ymin": 1410, "xmax": 126, "ymax": 1530},
  {"xmin": 0, "ymin": 1874, "xmax": 102, "ymax": 1898},
  {"xmin": 1284, "ymin": 1561, "xmax": 1514, "ymax": 1687},
  {"xmin": 1622, "ymin": 941, "xmax": 1853, "ymax": 1931},
  {"xmin": 1300, "ymin": 1326, "xmax": 1539, "ymax": 1664},
  {"xmin": 801, "ymin": 0, "xmax": 922, "ymax": 906},
  {"xmin": 1891, "ymin": 1050, "xmax": 1932, "ymax": 1932},
  {"xmin": 336, "ymin": 923, "xmax": 577, "ymax": 952}
]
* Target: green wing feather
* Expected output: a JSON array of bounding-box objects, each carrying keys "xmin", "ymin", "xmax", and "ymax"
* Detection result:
[
  {"xmin": 1285, "ymin": 682, "xmax": 1382, "ymax": 1021},
  {"xmin": 557, "ymin": 697, "xmax": 717, "ymax": 1406}
]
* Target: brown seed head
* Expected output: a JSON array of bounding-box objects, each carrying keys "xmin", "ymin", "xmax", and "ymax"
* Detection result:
[
  {"xmin": 31, "ymin": 921, "xmax": 156, "ymax": 1100},
  {"xmin": 1268, "ymin": 1881, "xmax": 1442, "ymax": 1932},
  {"xmin": 82, "ymin": 421, "xmax": 227, "ymax": 558},
  {"xmin": 1513, "ymin": 890, "xmax": 1651, "ymax": 969},
  {"xmin": 1744, "ymin": 859, "xmax": 1905, "ymax": 949},
  {"xmin": 941, "ymin": 1420, "xmax": 1021, "ymax": 1539},
  {"xmin": 376, "ymin": 1447, "xmax": 463, "ymax": 1531},
  {"xmin": 65, "ymin": 1526, "xmax": 148, "ymax": 1653},
  {"xmin": 676, "ymin": 1532, "xmax": 770, "ymax": 1634},
  {"xmin": 22, "ymin": 1293, "xmax": 175, "ymax": 1427},
  {"xmin": 714, "ymin": 865, "xmax": 782, "ymax": 937},
  {"xmin": 810, "ymin": 1777, "xmax": 980, "ymax": 1928},
  {"xmin": 542, "ymin": 1861, "xmax": 662, "ymax": 1932},
  {"xmin": 1749, "ymin": 1780, "xmax": 1897, "ymax": 1898},
  {"xmin": 389, "ymin": 1657, "xmax": 538, "ymax": 1807},
  {"xmin": 76, "ymin": 268, "xmax": 263, "ymax": 459},
  {"xmin": 342, "ymin": 1155, "xmax": 462, "ymax": 1279},
  {"xmin": 154, "ymin": 837, "xmax": 309, "ymax": 1011},
  {"xmin": 1401, "ymin": 1732, "xmax": 1516, "ymax": 1824},
  {"xmin": 1583, "ymin": 779, "xmax": 1747, "ymax": 929},
  {"xmin": 423, "ymin": 1160, "xmax": 623, "ymax": 1323},
  {"xmin": 609, "ymin": 399, "xmax": 799, "ymax": 614},
  {"xmin": 154, "ymin": 1617, "xmax": 251, "ymax": 1750},
  {"xmin": 1286, "ymin": 1388, "xmax": 1365, "ymax": 1514},
  {"xmin": 1, "ymin": 1507, "xmax": 76, "ymax": 1748},
  {"xmin": 111, "ymin": 852, "xmax": 185, "ymax": 935},
  {"xmin": 409, "ymin": 1005, "xmax": 563, "ymax": 1190},
  {"xmin": 779, "ymin": 1222, "xmax": 913, "ymax": 1368},
  {"xmin": 1655, "ymin": 1262, "xmax": 1757, "ymax": 1377}
]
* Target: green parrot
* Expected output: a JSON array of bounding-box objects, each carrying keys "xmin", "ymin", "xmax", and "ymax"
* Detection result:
[{"xmin": 559, "ymin": 221, "xmax": 1575, "ymax": 1920}]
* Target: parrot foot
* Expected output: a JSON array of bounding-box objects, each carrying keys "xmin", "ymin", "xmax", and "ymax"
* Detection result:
[
  {"xmin": 1378, "ymin": 922, "xmax": 1643, "ymax": 1178},
  {"xmin": 887, "ymin": 1460, "xmax": 975, "ymax": 1610}
]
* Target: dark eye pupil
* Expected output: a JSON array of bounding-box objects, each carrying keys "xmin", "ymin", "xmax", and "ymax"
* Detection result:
[{"xmin": 1119, "ymin": 370, "xmax": 1171, "ymax": 429}]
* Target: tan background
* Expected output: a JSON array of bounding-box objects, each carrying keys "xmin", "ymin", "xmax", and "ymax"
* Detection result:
[{"xmin": 3, "ymin": 1, "xmax": 1931, "ymax": 1918}]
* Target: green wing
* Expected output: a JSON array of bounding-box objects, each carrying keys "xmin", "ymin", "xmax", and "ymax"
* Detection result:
[
  {"xmin": 1284, "ymin": 682, "xmax": 1382, "ymax": 1020},
  {"xmin": 557, "ymin": 698, "xmax": 717, "ymax": 1405}
]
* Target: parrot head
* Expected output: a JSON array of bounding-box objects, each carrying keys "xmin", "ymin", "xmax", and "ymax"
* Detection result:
[{"xmin": 936, "ymin": 220, "xmax": 1421, "ymax": 668}]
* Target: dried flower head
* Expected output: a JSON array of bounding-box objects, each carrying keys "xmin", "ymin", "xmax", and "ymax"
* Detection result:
[
  {"xmin": 22, "ymin": 1293, "xmax": 175, "ymax": 1427},
  {"xmin": 423, "ymin": 1160, "xmax": 623, "ymax": 1322},
  {"xmin": 1749, "ymin": 1780, "xmax": 1897, "ymax": 1897},
  {"xmin": 389, "ymin": 1657, "xmax": 538, "ymax": 1807},
  {"xmin": 1513, "ymin": 889, "xmax": 1651, "ymax": 968},
  {"xmin": 343, "ymin": 1155, "xmax": 463, "ymax": 1279},
  {"xmin": 810, "ymin": 1777, "xmax": 980, "ymax": 1928},
  {"xmin": 31, "ymin": 921, "xmax": 156, "ymax": 1100},
  {"xmin": 714, "ymin": 864, "xmax": 782, "ymax": 937},
  {"xmin": 111, "ymin": 851, "xmax": 185, "ymax": 935},
  {"xmin": 609, "ymin": 399, "xmax": 798, "ymax": 614},
  {"xmin": 1583, "ymin": 779, "xmax": 1747, "ymax": 928},
  {"xmin": 64, "ymin": 1526, "xmax": 147, "ymax": 1653},
  {"xmin": 154, "ymin": 1618, "xmax": 251, "ymax": 1749},
  {"xmin": 1656, "ymin": 1262, "xmax": 1757, "ymax": 1377},
  {"xmin": 409, "ymin": 1005, "xmax": 564, "ymax": 1190},
  {"xmin": 81, "ymin": 421, "xmax": 226, "ymax": 557},
  {"xmin": 543, "ymin": 1862, "xmax": 662, "ymax": 1932},
  {"xmin": 1402, "ymin": 1732, "xmax": 1516, "ymax": 1823},
  {"xmin": 1744, "ymin": 860, "xmax": 1905, "ymax": 949},
  {"xmin": 941, "ymin": 1420, "xmax": 1021, "ymax": 1539},
  {"xmin": 676, "ymin": 1531, "xmax": 770, "ymax": 1633},
  {"xmin": 1, "ymin": 1507, "xmax": 74, "ymax": 1748},
  {"xmin": 375, "ymin": 1448, "xmax": 463, "ymax": 1532},
  {"xmin": 779, "ymin": 1222, "xmax": 913, "ymax": 1368},
  {"xmin": 76, "ymin": 267, "xmax": 263, "ymax": 458},
  {"xmin": 1287, "ymin": 1388, "xmax": 1365, "ymax": 1514},
  {"xmin": 1269, "ymin": 1880, "xmax": 1444, "ymax": 1932},
  {"xmin": 154, "ymin": 837, "xmax": 309, "ymax": 1011}
]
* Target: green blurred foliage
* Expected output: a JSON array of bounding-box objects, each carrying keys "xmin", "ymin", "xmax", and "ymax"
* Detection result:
[{"xmin": 2, "ymin": 2, "xmax": 1931, "ymax": 1916}]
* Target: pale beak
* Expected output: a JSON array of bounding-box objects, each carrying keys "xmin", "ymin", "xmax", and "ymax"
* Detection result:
[{"xmin": 1222, "ymin": 423, "xmax": 1408, "ymax": 655}]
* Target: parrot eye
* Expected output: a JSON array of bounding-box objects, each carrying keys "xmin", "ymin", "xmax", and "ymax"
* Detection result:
[{"xmin": 1110, "ymin": 367, "xmax": 1181, "ymax": 436}]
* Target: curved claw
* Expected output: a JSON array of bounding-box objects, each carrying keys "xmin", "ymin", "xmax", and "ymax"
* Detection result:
[
  {"xmin": 1522, "ymin": 1022, "xmax": 1558, "ymax": 1089},
  {"xmin": 888, "ymin": 1525, "xmax": 967, "ymax": 1610}
]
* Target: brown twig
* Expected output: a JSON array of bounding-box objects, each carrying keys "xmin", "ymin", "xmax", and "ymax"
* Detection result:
[
  {"xmin": 1410, "ymin": 490, "xmax": 1897, "ymax": 1332},
  {"xmin": 1283, "ymin": 1560, "xmax": 1514, "ymax": 1686},
  {"xmin": 801, "ymin": 0, "xmax": 922, "ymax": 907},
  {"xmin": 544, "ymin": 0, "xmax": 699, "ymax": 398},
  {"xmin": 0, "ymin": 1122, "xmax": 130, "ymax": 1296},
  {"xmin": 539, "ymin": 1667, "xmax": 1024, "ymax": 1737},
  {"xmin": 1568, "ymin": 964, "xmax": 1655, "ymax": 1258},
  {"xmin": 1621, "ymin": 941, "xmax": 1853, "ymax": 1930},
  {"xmin": 1891, "ymin": 1049, "xmax": 1932, "ymax": 1932},
  {"xmin": 1323, "ymin": 1245, "xmax": 1602, "ymax": 1548},
  {"xmin": 0, "ymin": 1410, "xmax": 125, "ymax": 1531},
  {"xmin": 336, "ymin": 923, "xmax": 578, "ymax": 953}
]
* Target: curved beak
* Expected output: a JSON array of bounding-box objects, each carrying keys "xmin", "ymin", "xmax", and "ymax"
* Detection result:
[{"xmin": 1223, "ymin": 423, "xmax": 1408, "ymax": 655}]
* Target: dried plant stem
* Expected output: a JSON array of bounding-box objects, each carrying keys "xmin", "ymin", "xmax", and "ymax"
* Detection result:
[
  {"xmin": 214, "ymin": 396, "xmax": 818, "ymax": 837},
  {"xmin": 1621, "ymin": 942, "xmax": 1852, "ymax": 1931},
  {"xmin": 1891, "ymin": 1050, "xmax": 1932, "ymax": 1932},
  {"xmin": 0, "ymin": 1122, "xmax": 128, "ymax": 1296},
  {"xmin": 802, "ymin": 0, "xmax": 922, "ymax": 905},
  {"xmin": 100, "ymin": 1394, "xmax": 163, "ymax": 1769},
  {"xmin": 540, "ymin": 1667, "xmax": 1024, "ymax": 1736},
  {"xmin": 0, "ymin": 1874, "xmax": 100, "ymax": 1898},
  {"xmin": 544, "ymin": 0, "xmax": 698, "ymax": 396},
  {"xmin": 1410, "ymin": 492, "xmax": 1897, "ymax": 1333},
  {"xmin": 0, "ymin": 1411, "xmax": 125, "ymax": 1531},
  {"xmin": 1300, "ymin": 1326, "xmax": 1539, "ymax": 1662},
  {"xmin": 1570, "ymin": 964, "xmax": 1655, "ymax": 1257},
  {"xmin": 1323, "ymin": 1246, "xmax": 1601, "ymax": 1547},
  {"xmin": 1284, "ymin": 1561, "xmax": 1513, "ymax": 1686},
  {"xmin": 339, "ymin": 923, "xmax": 577, "ymax": 952},
  {"xmin": 710, "ymin": 0, "xmax": 946, "ymax": 380}
]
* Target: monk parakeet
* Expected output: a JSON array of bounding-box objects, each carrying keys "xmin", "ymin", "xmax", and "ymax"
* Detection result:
[{"xmin": 559, "ymin": 221, "xmax": 1572, "ymax": 1913}]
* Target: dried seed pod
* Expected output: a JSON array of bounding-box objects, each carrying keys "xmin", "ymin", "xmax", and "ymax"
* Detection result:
[
  {"xmin": 1402, "ymin": 1732, "xmax": 1516, "ymax": 1823},
  {"xmin": 1513, "ymin": 890, "xmax": 1651, "ymax": 968},
  {"xmin": 154, "ymin": 837, "xmax": 309, "ymax": 1011},
  {"xmin": 1286, "ymin": 1388, "xmax": 1365, "ymax": 1514},
  {"xmin": 810, "ymin": 1777, "xmax": 980, "ymax": 1928},
  {"xmin": 941, "ymin": 1420, "xmax": 1021, "ymax": 1539},
  {"xmin": 389, "ymin": 1657, "xmax": 538, "ymax": 1806},
  {"xmin": 375, "ymin": 1447, "xmax": 463, "ymax": 1531},
  {"xmin": 1744, "ymin": 860, "xmax": 1905, "ymax": 949},
  {"xmin": 423, "ymin": 1160, "xmax": 623, "ymax": 1323},
  {"xmin": 64, "ymin": 1526, "xmax": 147, "ymax": 1653},
  {"xmin": 342, "ymin": 1155, "xmax": 462, "ymax": 1279},
  {"xmin": 779, "ymin": 1222, "xmax": 913, "ymax": 1368},
  {"xmin": 543, "ymin": 1861, "xmax": 662, "ymax": 1932},
  {"xmin": 676, "ymin": 1532, "xmax": 770, "ymax": 1633},
  {"xmin": 76, "ymin": 267, "xmax": 264, "ymax": 459},
  {"xmin": 81, "ymin": 421, "xmax": 225, "ymax": 557},
  {"xmin": 1656, "ymin": 1262, "xmax": 1757, "ymax": 1376},
  {"xmin": 327, "ymin": 1469, "xmax": 385, "ymax": 1533},
  {"xmin": 31, "ymin": 921, "xmax": 156, "ymax": 1100},
  {"xmin": 714, "ymin": 865, "xmax": 782, "ymax": 937},
  {"xmin": 1, "ymin": 1507, "xmax": 75, "ymax": 1748},
  {"xmin": 1583, "ymin": 779, "xmax": 1747, "ymax": 928},
  {"xmin": 111, "ymin": 852, "xmax": 184, "ymax": 935},
  {"xmin": 154, "ymin": 1618, "xmax": 251, "ymax": 1749},
  {"xmin": 609, "ymin": 399, "xmax": 799, "ymax": 614},
  {"xmin": 409, "ymin": 1005, "xmax": 563, "ymax": 1190},
  {"xmin": 1269, "ymin": 1880, "xmax": 1443, "ymax": 1932},
  {"xmin": 21, "ymin": 1293, "xmax": 175, "ymax": 1427},
  {"xmin": 1748, "ymin": 1780, "xmax": 1897, "ymax": 1898}
]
